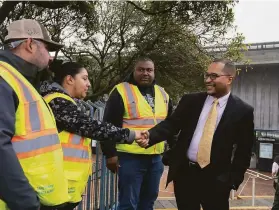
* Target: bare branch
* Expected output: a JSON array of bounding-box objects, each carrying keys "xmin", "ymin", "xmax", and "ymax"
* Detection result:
[
  {"xmin": 0, "ymin": 34, "xmax": 4, "ymax": 44},
  {"xmin": 88, "ymin": 40, "xmax": 102, "ymax": 60},
  {"xmin": 13, "ymin": 2, "xmax": 26, "ymax": 20},
  {"xmin": 126, "ymin": 1, "xmax": 172, "ymax": 15},
  {"xmin": 31, "ymin": 1, "xmax": 70, "ymax": 9},
  {"xmin": 60, "ymin": 49, "xmax": 73, "ymax": 62},
  {"xmin": 0, "ymin": 1, "xmax": 19, "ymax": 25},
  {"xmin": 54, "ymin": 50, "xmax": 59, "ymax": 60}
]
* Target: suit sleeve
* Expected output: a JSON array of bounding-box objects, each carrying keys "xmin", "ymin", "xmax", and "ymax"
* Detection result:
[
  {"xmin": 165, "ymin": 98, "xmax": 176, "ymax": 148},
  {"xmin": 148, "ymin": 95, "xmax": 187, "ymax": 146},
  {"xmin": 231, "ymin": 107, "xmax": 254, "ymax": 189},
  {"xmin": 0, "ymin": 79, "xmax": 40, "ymax": 210}
]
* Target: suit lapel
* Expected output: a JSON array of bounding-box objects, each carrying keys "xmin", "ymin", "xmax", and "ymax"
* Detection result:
[
  {"xmin": 191, "ymin": 92, "xmax": 208, "ymax": 126},
  {"xmin": 214, "ymin": 94, "xmax": 237, "ymax": 136}
]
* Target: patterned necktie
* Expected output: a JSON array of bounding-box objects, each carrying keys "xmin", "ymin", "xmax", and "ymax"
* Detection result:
[{"xmin": 197, "ymin": 99, "xmax": 219, "ymax": 168}]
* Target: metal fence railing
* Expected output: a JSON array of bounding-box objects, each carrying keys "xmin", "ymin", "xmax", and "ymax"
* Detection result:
[
  {"xmin": 74, "ymin": 100, "xmax": 118, "ymax": 210},
  {"xmin": 230, "ymin": 169, "xmax": 273, "ymax": 206}
]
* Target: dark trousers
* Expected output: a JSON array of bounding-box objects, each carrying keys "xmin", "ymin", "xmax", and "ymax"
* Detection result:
[
  {"xmin": 40, "ymin": 204, "xmax": 64, "ymax": 210},
  {"xmin": 40, "ymin": 206, "xmax": 55, "ymax": 210},
  {"xmin": 57, "ymin": 202, "xmax": 80, "ymax": 210},
  {"xmin": 117, "ymin": 153, "xmax": 164, "ymax": 210},
  {"xmin": 173, "ymin": 162, "xmax": 231, "ymax": 210},
  {"xmin": 40, "ymin": 202, "xmax": 79, "ymax": 210},
  {"xmin": 272, "ymin": 178, "xmax": 279, "ymax": 210}
]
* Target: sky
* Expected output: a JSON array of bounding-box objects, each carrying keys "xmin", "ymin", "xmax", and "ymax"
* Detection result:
[{"xmin": 234, "ymin": 0, "xmax": 279, "ymax": 43}]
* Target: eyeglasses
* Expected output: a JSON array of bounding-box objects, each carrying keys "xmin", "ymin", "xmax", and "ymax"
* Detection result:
[{"xmin": 204, "ymin": 73, "xmax": 232, "ymax": 80}]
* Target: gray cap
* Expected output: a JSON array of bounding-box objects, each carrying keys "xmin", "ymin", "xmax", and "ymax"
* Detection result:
[{"xmin": 5, "ymin": 19, "xmax": 63, "ymax": 51}]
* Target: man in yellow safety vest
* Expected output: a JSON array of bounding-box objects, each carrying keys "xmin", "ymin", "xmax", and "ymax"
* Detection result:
[
  {"xmin": 101, "ymin": 57, "xmax": 175, "ymax": 210},
  {"xmin": 0, "ymin": 19, "xmax": 69, "ymax": 210}
]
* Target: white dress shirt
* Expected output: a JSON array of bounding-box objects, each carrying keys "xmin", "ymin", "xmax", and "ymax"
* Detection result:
[{"xmin": 187, "ymin": 92, "xmax": 231, "ymax": 162}]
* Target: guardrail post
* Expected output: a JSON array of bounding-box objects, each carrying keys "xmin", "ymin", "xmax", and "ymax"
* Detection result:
[
  {"xmin": 252, "ymin": 176, "xmax": 256, "ymax": 206},
  {"xmin": 231, "ymin": 190, "xmax": 235, "ymax": 200}
]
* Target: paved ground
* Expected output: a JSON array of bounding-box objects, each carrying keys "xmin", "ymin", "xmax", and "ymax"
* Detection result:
[
  {"xmin": 154, "ymin": 198, "xmax": 274, "ymax": 209},
  {"xmin": 155, "ymin": 198, "xmax": 274, "ymax": 210},
  {"xmin": 91, "ymin": 154, "xmax": 276, "ymax": 209},
  {"xmin": 156, "ymin": 167, "xmax": 276, "ymax": 209},
  {"xmin": 158, "ymin": 167, "xmax": 175, "ymax": 198}
]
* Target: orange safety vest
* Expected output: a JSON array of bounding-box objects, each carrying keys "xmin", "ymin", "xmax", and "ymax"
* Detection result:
[
  {"xmin": 0, "ymin": 61, "xmax": 69, "ymax": 209},
  {"xmin": 44, "ymin": 92, "xmax": 92, "ymax": 203},
  {"xmin": 115, "ymin": 82, "xmax": 169, "ymax": 154}
]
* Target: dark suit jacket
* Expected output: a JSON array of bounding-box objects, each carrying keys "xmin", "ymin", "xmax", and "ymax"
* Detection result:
[{"xmin": 148, "ymin": 92, "xmax": 254, "ymax": 190}]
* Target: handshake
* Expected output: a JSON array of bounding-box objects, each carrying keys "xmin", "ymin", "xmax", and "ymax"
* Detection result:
[{"xmin": 134, "ymin": 130, "xmax": 150, "ymax": 148}]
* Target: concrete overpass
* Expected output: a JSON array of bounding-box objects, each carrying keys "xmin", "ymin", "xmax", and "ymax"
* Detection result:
[
  {"xmin": 238, "ymin": 42, "xmax": 279, "ymax": 65},
  {"xmin": 206, "ymin": 41, "xmax": 279, "ymax": 65},
  {"xmin": 208, "ymin": 42, "xmax": 279, "ymax": 131}
]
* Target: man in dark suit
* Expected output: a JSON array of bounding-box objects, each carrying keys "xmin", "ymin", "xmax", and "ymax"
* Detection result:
[{"xmin": 138, "ymin": 58, "xmax": 254, "ymax": 210}]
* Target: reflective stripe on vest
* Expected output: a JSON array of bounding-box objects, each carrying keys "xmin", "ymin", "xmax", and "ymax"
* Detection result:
[
  {"xmin": 158, "ymin": 86, "xmax": 168, "ymax": 103},
  {"xmin": 0, "ymin": 63, "xmax": 42, "ymax": 132},
  {"xmin": 123, "ymin": 118, "xmax": 164, "ymax": 128},
  {"xmin": 157, "ymin": 86, "xmax": 168, "ymax": 114},
  {"xmin": 63, "ymin": 148, "xmax": 89, "ymax": 160},
  {"xmin": 44, "ymin": 92, "xmax": 92, "ymax": 203},
  {"xmin": 123, "ymin": 82, "xmax": 140, "ymax": 118},
  {"xmin": 0, "ymin": 63, "xmax": 60, "ymax": 159},
  {"xmin": 71, "ymin": 134, "xmax": 83, "ymax": 145},
  {"xmin": 115, "ymin": 82, "xmax": 168, "ymax": 155},
  {"xmin": 0, "ymin": 61, "xmax": 69, "ymax": 206},
  {"xmin": 13, "ymin": 134, "xmax": 60, "ymax": 159},
  {"xmin": 16, "ymin": 76, "xmax": 42, "ymax": 132},
  {"xmin": 44, "ymin": 94, "xmax": 91, "ymax": 163},
  {"xmin": 62, "ymin": 134, "xmax": 90, "ymax": 163},
  {"xmin": 122, "ymin": 82, "xmax": 168, "ymax": 120}
]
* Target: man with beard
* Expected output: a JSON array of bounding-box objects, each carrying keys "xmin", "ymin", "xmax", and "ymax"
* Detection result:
[
  {"xmin": 101, "ymin": 57, "xmax": 174, "ymax": 210},
  {"xmin": 139, "ymin": 58, "xmax": 255, "ymax": 210},
  {"xmin": 0, "ymin": 19, "xmax": 69, "ymax": 210}
]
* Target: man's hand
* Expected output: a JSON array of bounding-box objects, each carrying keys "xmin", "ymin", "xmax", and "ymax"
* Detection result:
[
  {"xmin": 135, "ymin": 130, "xmax": 143, "ymax": 140},
  {"xmin": 135, "ymin": 130, "xmax": 149, "ymax": 148},
  {"xmin": 106, "ymin": 156, "xmax": 119, "ymax": 173}
]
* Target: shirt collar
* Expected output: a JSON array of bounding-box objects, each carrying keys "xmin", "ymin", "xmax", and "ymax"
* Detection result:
[{"xmin": 207, "ymin": 92, "xmax": 231, "ymax": 108}]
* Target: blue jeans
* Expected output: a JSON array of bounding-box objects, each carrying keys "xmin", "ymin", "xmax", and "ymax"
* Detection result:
[{"xmin": 117, "ymin": 153, "xmax": 164, "ymax": 210}]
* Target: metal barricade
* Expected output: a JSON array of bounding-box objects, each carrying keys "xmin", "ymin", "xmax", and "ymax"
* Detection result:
[
  {"xmin": 232, "ymin": 169, "xmax": 273, "ymax": 206},
  {"xmin": 75, "ymin": 100, "xmax": 118, "ymax": 210}
]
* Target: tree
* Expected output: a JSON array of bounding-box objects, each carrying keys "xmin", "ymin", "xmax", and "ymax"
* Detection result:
[
  {"xmin": 0, "ymin": 1, "xmax": 245, "ymax": 102},
  {"xmin": 0, "ymin": 1, "xmax": 96, "ymax": 43}
]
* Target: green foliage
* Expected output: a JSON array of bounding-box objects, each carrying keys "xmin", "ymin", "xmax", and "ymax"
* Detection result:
[{"xmin": 0, "ymin": 0, "xmax": 244, "ymax": 102}]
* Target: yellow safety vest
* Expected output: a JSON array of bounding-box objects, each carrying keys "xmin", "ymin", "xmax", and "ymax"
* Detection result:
[
  {"xmin": 44, "ymin": 93, "xmax": 92, "ymax": 203},
  {"xmin": 0, "ymin": 61, "xmax": 69, "ymax": 209},
  {"xmin": 115, "ymin": 82, "xmax": 169, "ymax": 154}
]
